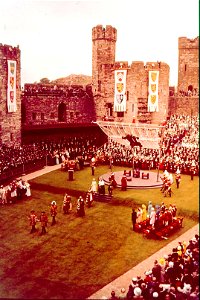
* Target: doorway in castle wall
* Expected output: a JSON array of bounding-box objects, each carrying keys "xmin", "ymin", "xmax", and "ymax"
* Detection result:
[{"xmin": 58, "ymin": 102, "xmax": 66, "ymax": 122}]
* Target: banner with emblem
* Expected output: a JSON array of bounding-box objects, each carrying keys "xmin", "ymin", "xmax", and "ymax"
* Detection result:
[
  {"xmin": 7, "ymin": 60, "xmax": 17, "ymax": 112},
  {"xmin": 148, "ymin": 70, "xmax": 159, "ymax": 112},
  {"xmin": 114, "ymin": 70, "xmax": 127, "ymax": 112}
]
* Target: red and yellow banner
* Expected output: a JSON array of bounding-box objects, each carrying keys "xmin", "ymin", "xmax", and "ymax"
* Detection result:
[
  {"xmin": 7, "ymin": 60, "xmax": 17, "ymax": 112},
  {"xmin": 114, "ymin": 70, "xmax": 127, "ymax": 112},
  {"xmin": 148, "ymin": 71, "xmax": 159, "ymax": 112}
]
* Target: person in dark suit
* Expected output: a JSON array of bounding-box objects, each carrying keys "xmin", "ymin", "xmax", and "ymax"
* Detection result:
[{"xmin": 132, "ymin": 208, "xmax": 137, "ymax": 231}]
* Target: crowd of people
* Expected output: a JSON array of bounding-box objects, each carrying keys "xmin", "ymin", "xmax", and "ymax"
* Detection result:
[
  {"xmin": 107, "ymin": 234, "xmax": 199, "ymax": 300},
  {"xmin": 0, "ymin": 178, "xmax": 31, "ymax": 204},
  {"xmin": 94, "ymin": 115, "xmax": 199, "ymax": 177},
  {"xmin": 0, "ymin": 114, "xmax": 198, "ymax": 205},
  {"xmin": 131, "ymin": 200, "xmax": 183, "ymax": 240},
  {"xmin": 0, "ymin": 113, "xmax": 198, "ymax": 299},
  {"xmin": 0, "ymin": 135, "xmax": 103, "ymax": 185}
]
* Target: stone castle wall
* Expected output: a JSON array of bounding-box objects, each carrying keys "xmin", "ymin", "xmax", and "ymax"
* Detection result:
[
  {"xmin": 0, "ymin": 25, "xmax": 199, "ymax": 145},
  {"xmin": 168, "ymin": 96, "xmax": 199, "ymax": 116},
  {"xmin": 178, "ymin": 37, "xmax": 199, "ymax": 93},
  {"xmin": 22, "ymin": 84, "xmax": 95, "ymax": 126},
  {"xmin": 0, "ymin": 44, "xmax": 21, "ymax": 145},
  {"xmin": 92, "ymin": 25, "xmax": 170, "ymax": 124}
]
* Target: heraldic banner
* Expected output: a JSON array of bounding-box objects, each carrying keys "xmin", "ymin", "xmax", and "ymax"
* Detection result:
[
  {"xmin": 7, "ymin": 60, "xmax": 17, "ymax": 113},
  {"xmin": 148, "ymin": 70, "xmax": 159, "ymax": 112},
  {"xmin": 114, "ymin": 69, "xmax": 127, "ymax": 112}
]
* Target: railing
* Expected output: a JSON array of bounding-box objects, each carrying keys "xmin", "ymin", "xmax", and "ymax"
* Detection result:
[{"xmin": 0, "ymin": 159, "xmax": 46, "ymax": 186}]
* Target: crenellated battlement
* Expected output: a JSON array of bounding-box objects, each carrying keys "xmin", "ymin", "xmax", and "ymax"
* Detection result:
[
  {"xmin": 178, "ymin": 37, "xmax": 199, "ymax": 49},
  {"xmin": 92, "ymin": 25, "xmax": 117, "ymax": 42},
  {"xmin": 0, "ymin": 44, "xmax": 20, "ymax": 58}
]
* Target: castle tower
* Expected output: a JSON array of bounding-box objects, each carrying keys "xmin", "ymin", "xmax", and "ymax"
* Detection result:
[
  {"xmin": 126, "ymin": 61, "xmax": 170, "ymax": 125},
  {"xmin": 178, "ymin": 37, "xmax": 199, "ymax": 93},
  {"xmin": 0, "ymin": 44, "xmax": 21, "ymax": 145},
  {"xmin": 92, "ymin": 25, "xmax": 117, "ymax": 119}
]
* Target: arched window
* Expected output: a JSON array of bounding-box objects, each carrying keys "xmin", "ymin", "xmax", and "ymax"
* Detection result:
[{"xmin": 58, "ymin": 102, "xmax": 66, "ymax": 122}]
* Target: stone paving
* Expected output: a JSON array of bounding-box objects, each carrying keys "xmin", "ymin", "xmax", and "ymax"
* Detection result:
[{"xmin": 20, "ymin": 164, "xmax": 199, "ymax": 300}]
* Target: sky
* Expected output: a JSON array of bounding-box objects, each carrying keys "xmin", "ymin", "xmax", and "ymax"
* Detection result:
[{"xmin": 0, "ymin": 0, "xmax": 199, "ymax": 87}]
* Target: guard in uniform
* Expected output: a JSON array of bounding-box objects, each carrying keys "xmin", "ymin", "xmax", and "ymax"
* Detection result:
[
  {"xmin": 63, "ymin": 194, "xmax": 72, "ymax": 214},
  {"xmin": 40, "ymin": 211, "xmax": 48, "ymax": 235},
  {"xmin": 29, "ymin": 210, "xmax": 38, "ymax": 233},
  {"xmin": 50, "ymin": 201, "xmax": 57, "ymax": 225}
]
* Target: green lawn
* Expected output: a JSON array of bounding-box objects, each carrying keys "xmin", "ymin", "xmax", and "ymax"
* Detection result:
[{"xmin": 0, "ymin": 165, "xmax": 198, "ymax": 299}]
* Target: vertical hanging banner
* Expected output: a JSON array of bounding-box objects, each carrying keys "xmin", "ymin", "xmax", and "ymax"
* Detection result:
[
  {"xmin": 148, "ymin": 70, "xmax": 159, "ymax": 112},
  {"xmin": 114, "ymin": 69, "xmax": 127, "ymax": 112},
  {"xmin": 7, "ymin": 60, "xmax": 17, "ymax": 112}
]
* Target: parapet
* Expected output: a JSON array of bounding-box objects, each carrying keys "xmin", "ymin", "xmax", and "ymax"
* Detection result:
[
  {"xmin": 178, "ymin": 37, "xmax": 199, "ymax": 49},
  {"xmin": 0, "ymin": 43, "xmax": 20, "ymax": 57},
  {"xmin": 92, "ymin": 25, "xmax": 117, "ymax": 42},
  {"xmin": 146, "ymin": 61, "xmax": 169, "ymax": 70},
  {"xmin": 114, "ymin": 61, "xmax": 129, "ymax": 69}
]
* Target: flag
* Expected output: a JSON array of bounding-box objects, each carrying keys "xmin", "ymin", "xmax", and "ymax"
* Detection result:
[
  {"xmin": 148, "ymin": 71, "xmax": 159, "ymax": 112},
  {"xmin": 114, "ymin": 70, "xmax": 127, "ymax": 112},
  {"xmin": 7, "ymin": 60, "xmax": 17, "ymax": 112}
]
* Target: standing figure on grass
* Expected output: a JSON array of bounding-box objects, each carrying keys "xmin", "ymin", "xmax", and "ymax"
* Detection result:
[
  {"xmin": 77, "ymin": 196, "xmax": 85, "ymax": 217},
  {"xmin": 175, "ymin": 168, "xmax": 181, "ymax": 189},
  {"xmin": 39, "ymin": 211, "xmax": 48, "ymax": 235},
  {"xmin": 79, "ymin": 196, "xmax": 85, "ymax": 216},
  {"xmin": 25, "ymin": 181, "xmax": 31, "ymax": 198},
  {"xmin": 121, "ymin": 175, "xmax": 127, "ymax": 191},
  {"xmin": 50, "ymin": 201, "xmax": 57, "ymax": 225},
  {"xmin": 11, "ymin": 180, "xmax": 17, "ymax": 203},
  {"xmin": 86, "ymin": 190, "xmax": 93, "ymax": 208},
  {"xmin": 147, "ymin": 201, "xmax": 152, "ymax": 218},
  {"xmin": 108, "ymin": 183, "xmax": 113, "ymax": 196},
  {"xmin": 28, "ymin": 210, "xmax": 38, "ymax": 233},
  {"xmin": 98, "ymin": 177, "xmax": 105, "ymax": 195},
  {"xmin": 164, "ymin": 181, "xmax": 172, "ymax": 197},
  {"xmin": 132, "ymin": 208, "xmax": 137, "ymax": 231},
  {"xmin": 150, "ymin": 207, "xmax": 156, "ymax": 229},
  {"xmin": 90, "ymin": 156, "xmax": 96, "ymax": 176},
  {"xmin": 63, "ymin": 194, "xmax": 72, "ymax": 214},
  {"xmin": 136, "ymin": 207, "xmax": 143, "ymax": 224},
  {"xmin": 90, "ymin": 178, "xmax": 97, "ymax": 194},
  {"xmin": 0, "ymin": 185, "xmax": 7, "ymax": 205},
  {"xmin": 141, "ymin": 204, "xmax": 147, "ymax": 221}
]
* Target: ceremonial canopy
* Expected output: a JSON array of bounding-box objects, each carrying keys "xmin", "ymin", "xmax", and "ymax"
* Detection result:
[{"xmin": 95, "ymin": 121, "xmax": 164, "ymax": 149}]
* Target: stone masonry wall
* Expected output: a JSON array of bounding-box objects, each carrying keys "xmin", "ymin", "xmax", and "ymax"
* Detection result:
[
  {"xmin": 0, "ymin": 44, "xmax": 21, "ymax": 145},
  {"xmin": 92, "ymin": 25, "xmax": 170, "ymax": 125},
  {"xmin": 22, "ymin": 84, "xmax": 95, "ymax": 126},
  {"xmin": 178, "ymin": 37, "xmax": 199, "ymax": 93}
]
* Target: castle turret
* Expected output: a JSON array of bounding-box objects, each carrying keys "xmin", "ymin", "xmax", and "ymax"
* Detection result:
[
  {"xmin": 92, "ymin": 25, "xmax": 117, "ymax": 119},
  {"xmin": 0, "ymin": 44, "xmax": 21, "ymax": 145},
  {"xmin": 178, "ymin": 37, "xmax": 199, "ymax": 93}
]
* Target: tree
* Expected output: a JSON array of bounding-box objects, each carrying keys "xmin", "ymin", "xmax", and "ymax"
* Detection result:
[{"xmin": 40, "ymin": 78, "xmax": 50, "ymax": 84}]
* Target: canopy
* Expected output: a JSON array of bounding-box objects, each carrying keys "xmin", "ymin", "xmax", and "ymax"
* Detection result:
[{"xmin": 95, "ymin": 121, "xmax": 164, "ymax": 149}]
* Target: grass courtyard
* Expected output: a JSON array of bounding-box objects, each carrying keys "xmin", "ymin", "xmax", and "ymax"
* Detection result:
[{"xmin": 0, "ymin": 165, "xmax": 199, "ymax": 299}]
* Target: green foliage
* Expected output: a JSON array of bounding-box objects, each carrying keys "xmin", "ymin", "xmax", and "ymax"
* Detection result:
[
  {"xmin": 0, "ymin": 166, "xmax": 198, "ymax": 299},
  {"xmin": 39, "ymin": 77, "xmax": 50, "ymax": 84}
]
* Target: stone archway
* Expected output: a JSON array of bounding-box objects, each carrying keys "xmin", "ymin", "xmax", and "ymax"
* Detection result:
[{"xmin": 58, "ymin": 102, "xmax": 66, "ymax": 122}]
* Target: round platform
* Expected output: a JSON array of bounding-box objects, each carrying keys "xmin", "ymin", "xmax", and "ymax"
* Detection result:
[{"xmin": 102, "ymin": 170, "xmax": 162, "ymax": 189}]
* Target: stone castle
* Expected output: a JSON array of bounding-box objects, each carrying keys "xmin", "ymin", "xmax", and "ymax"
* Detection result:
[{"xmin": 0, "ymin": 25, "xmax": 199, "ymax": 146}]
